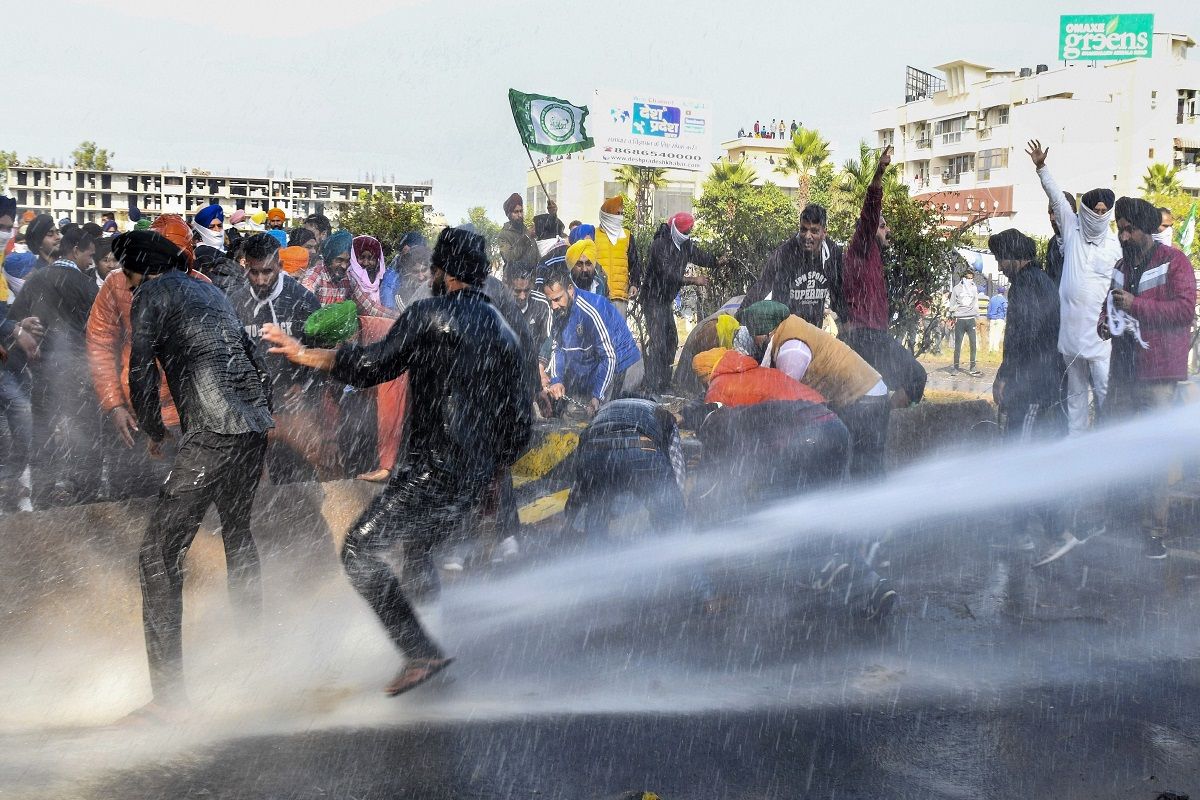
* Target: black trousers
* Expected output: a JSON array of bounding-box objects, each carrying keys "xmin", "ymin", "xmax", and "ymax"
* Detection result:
[
  {"xmin": 29, "ymin": 375, "xmax": 103, "ymax": 508},
  {"xmin": 340, "ymin": 459, "xmax": 491, "ymax": 661},
  {"xmin": 564, "ymin": 438, "xmax": 685, "ymax": 540},
  {"xmin": 841, "ymin": 327, "xmax": 927, "ymax": 404},
  {"xmin": 1002, "ymin": 401, "xmax": 1067, "ymax": 540},
  {"xmin": 139, "ymin": 430, "xmax": 268, "ymax": 703},
  {"xmin": 643, "ymin": 300, "xmax": 678, "ymax": 394},
  {"xmin": 837, "ymin": 395, "xmax": 891, "ymax": 479}
]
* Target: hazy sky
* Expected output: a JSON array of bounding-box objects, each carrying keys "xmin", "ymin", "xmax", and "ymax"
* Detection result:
[{"xmin": 8, "ymin": 0, "xmax": 1194, "ymax": 220}]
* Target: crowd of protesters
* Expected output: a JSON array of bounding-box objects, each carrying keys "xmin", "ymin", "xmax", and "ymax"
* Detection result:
[{"xmin": 0, "ymin": 131, "xmax": 1196, "ymax": 716}]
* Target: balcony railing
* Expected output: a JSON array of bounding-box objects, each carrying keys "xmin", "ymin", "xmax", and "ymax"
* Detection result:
[
  {"xmin": 977, "ymin": 127, "xmax": 992, "ymax": 140},
  {"xmin": 916, "ymin": 138, "xmax": 932, "ymax": 149}
]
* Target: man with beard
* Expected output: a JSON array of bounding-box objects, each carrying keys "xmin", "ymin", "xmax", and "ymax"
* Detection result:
[
  {"xmin": 263, "ymin": 226, "xmax": 531, "ymax": 696},
  {"xmin": 505, "ymin": 264, "xmax": 551, "ymax": 363},
  {"xmin": 741, "ymin": 204, "xmax": 842, "ymax": 328},
  {"xmin": 229, "ymin": 233, "xmax": 325, "ymax": 483},
  {"xmin": 497, "ymin": 193, "xmax": 538, "ymax": 271},
  {"xmin": 1098, "ymin": 197, "xmax": 1197, "ymax": 559},
  {"xmin": 1027, "ymin": 140, "xmax": 1121, "ymax": 435},
  {"xmin": 266, "ymin": 208, "xmax": 287, "ymax": 231},
  {"xmin": 565, "ymin": 238, "xmax": 608, "ymax": 297},
  {"xmin": 836, "ymin": 146, "xmax": 927, "ymax": 407},
  {"xmin": 120, "ymin": 229, "xmax": 273, "ymax": 723},
  {"xmin": 25, "ymin": 214, "xmax": 63, "ymax": 270},
  {"xmin": 542, "ymin": 263, "xmax": 642, "ymax": 418}
]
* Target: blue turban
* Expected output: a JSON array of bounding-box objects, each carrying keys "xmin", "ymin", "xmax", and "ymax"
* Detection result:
[
  {"xmin": 568, "ymin": 224, "xmax": 595, "ymax": 244},
  {"xmin": 194, "ymin": 204, "xmax": 224, "ymax": 228},
  {"xmin": 399, "ymin": 231, "xmax": 427, "ymax": 250},
  {"xmin": 3, "ymin": 251, "xmax": 36, "ymax": 279},
  {"xmin": 265, "ymin": 229, "xmax": 288, "ymax": 247},
  {"xmin": 321, "ymin": 229, "xmax": 353, "ymax": 265}
]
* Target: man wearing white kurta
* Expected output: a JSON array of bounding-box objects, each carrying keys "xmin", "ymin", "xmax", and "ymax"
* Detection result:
[{"xmin": 1027, "ymin": 140, "xmax": 1121, "ymax": 435}]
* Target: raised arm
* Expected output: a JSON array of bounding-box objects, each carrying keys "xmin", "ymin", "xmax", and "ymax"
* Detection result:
[
  {"xmin": 848, "ymin": 145, "xmax": 891, "ymax": 257},
  {"xmin": 1027, "ymin": 139, "xmax": 1077, "ymax": 234}
]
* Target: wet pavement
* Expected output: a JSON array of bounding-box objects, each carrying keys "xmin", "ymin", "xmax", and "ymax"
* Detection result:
[{"xmin": 3, "ymin": 452, "xmax": 1200, "ymax": 799}]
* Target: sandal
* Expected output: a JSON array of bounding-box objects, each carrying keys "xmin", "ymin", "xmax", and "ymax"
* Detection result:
[{"xmin": 384, "ymin": 657, "xmax": 454, "ymax": 696}]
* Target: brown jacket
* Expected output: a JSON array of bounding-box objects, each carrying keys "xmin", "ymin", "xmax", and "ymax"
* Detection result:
[{"xmin": 86, "ymin": 269, "xmax": 210, "ymax": 428}]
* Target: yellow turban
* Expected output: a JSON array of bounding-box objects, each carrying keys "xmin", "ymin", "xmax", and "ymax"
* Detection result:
[
  {"xmin": 715, "ymin": 314, "xmax": 740, "ymax": 350},
  {"xmin": 565, "ymin": 238, "xmax": 596, "ymax": 270},
  {"xmin": 250, "ymin": 210, "xmax": 267, "ymax": 225},
  {"xmin": 692, "ymin": 347, "xmax": 729, "ymax": 382},
  {"xmin": 600, "ymin": 195, "xmax": 624, "ymax": 215}
]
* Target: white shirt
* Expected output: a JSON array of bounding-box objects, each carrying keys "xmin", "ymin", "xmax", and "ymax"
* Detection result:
[
  {"xmin": 1038, "ymin": 166, "xmax": 1120, "ymax": 360},
  {"xmin": 769, "ymin": 339, "xmax": 888, "ymax": 397}
]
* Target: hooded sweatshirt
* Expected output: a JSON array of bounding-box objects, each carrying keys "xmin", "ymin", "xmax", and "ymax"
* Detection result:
[{"xmin": 229, "ymin": 271, "xmax": 322, "ymax": 393}]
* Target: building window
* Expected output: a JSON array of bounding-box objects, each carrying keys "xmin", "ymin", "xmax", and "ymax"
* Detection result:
[
  {"xmin": 935, "ymin": 116, "xmax": 966, "ymax": 145},
  {"xmin": 653, "ymin": 183, "xmax": 695, "ymax": 221},
  {"xmin": 997, "ymin": 106, "xmax": 1010, "ymax": 125},
  {"xmin": 942, "ymin": 154, "xmax": 975, "ymax": 184},
  {"xmin": 1180, "ymin": 89, "xmax": 1199, "ymax": 124},
  {"xmin": 975, "ymin": 149, "xmax": 1007, "ymax": 181}
]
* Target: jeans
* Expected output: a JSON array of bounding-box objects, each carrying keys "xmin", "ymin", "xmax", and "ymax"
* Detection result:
[
  {"xmin": 1063, "ymin": 354, "xmax": 1109, "ymax": 436},
  {"xmin": 953, "ymin": 318, "xmax": 977, "ymax": 369},
  {"xmin": 0, "ymin": 369, "xmax": 32, "ymax": 509},
  {"xmin": 564, "ymin": 441, "xmax": 685, "ymax": 540},
  {"xmin": 139, "ymin": 430, "xmax": 268, "ymax": 703},
  {"xmin": 642, "ymin": 300, "xmax": 678, "ymax": 394},
  {"xmin": 341, "ymin": 459, "xmax": 491, "ymax": 661}
]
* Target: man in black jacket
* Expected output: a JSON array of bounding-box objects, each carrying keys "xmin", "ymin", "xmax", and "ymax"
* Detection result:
[
  {"xmin": 8, "ymin": 226, "xmax": 102, "ymax": 506},
  {"xmin": 641, "ymin": 213, "xmax": 722, "ymax": 392},
  {"xmin": 988, "ymin": 229, "xmax": 1072, "ymax": 566},
  {"xmin": 263, "ymin": 226, "xmax": 532, "ymax": 697},
  {"xmin": 229, "ymin": 233, "xmax": 323, "ymax": 483},
  {"xmin": 120, "ymin": 230, "xmax": 274, "ymax": 721},
  {"xmin": 740, "ymin": 204, "xmax": 843, "ymax": 327}
]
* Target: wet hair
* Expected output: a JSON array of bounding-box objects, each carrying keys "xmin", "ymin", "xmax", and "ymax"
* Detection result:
[
  {"xmin": 93, "ymin": 237, "xmax": 113, "ymax": 261},
  {"xmin": 81, "ymin": 222, "xmax": 104, "ymax": 238},
  {"xmin": 505, "ymin": 263, "xmax": 535, "ymax": 284},
  {"xmin": 303, "ymin": 213, "xmax": 331, "ymax": 236},
  {"xmin": 59, "ymin": 226, "xmax": 95, "ymax": 256},
  {"xmin": 799, "ymin": 204, "xmax": 827, "ymax": 227},
  {"xmin": 288, "ymin": 227, "xmax": 317, "ymax": 247},
  {"xmin": 542, "ymin": 264, "xmax": 574, "ymax": 292},
  {"xmin": 242, "ymin": 232, "xmax": 282, "ymax": 262},
  {"xmin": 1158, "ymin": 206, "xmax": 1172, "ymax": 221},
  {"xmin": 226, "ymin": 238, "xmax": 247, "ymax": 263}
]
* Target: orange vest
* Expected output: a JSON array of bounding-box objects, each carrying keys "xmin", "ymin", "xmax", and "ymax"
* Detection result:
[{"xmin": 594, "ymin": 229, "xmax": 632, "ymax": 301}]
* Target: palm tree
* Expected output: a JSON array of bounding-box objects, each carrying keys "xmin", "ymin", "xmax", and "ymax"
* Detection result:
[
  {"xmin": 707, "ymin": 160, "xmax": 758, "ymax": 189},
  {"xmin": 774, "ymin": 127, "xmax": 831, "ymax": 205},
  {"xmin": 838, "ymin": 141, "xmax": 904, "ymax": 202},
  {"xmin": 1141, "ymin": 163, "xmax": 1182, "ymax": 196},
  {"xmin": 612, "ymin": 165, "xmax": 668, "ymax": 227}
]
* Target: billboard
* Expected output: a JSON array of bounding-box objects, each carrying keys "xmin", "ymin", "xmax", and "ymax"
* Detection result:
[
  {"xmin": 588, "ymin": 90, "xmax": 713, "ymax": 172},
  {"xmin": 1059, "ymin": 14, "xmax": 1153, "ymax": 61}
]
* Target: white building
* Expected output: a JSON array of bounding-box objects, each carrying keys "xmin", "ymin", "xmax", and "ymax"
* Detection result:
[
  {"xmin": 4, "ymin": 166, "xmax": 433, "ymax": 226},
  {"xmin": 870, "ymin": 31, "xmax": 1200, "ymax": 237}
]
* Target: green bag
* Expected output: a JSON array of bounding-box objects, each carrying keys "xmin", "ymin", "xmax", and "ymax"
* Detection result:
[{"xmin": 304, "ymin": 300, "xmax": 360, "ymax": 347}]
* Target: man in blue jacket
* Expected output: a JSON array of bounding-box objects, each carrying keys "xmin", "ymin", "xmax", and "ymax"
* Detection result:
[{"xmin": 541, "ymin": 264, "xmax": 641, "ymax": 417}]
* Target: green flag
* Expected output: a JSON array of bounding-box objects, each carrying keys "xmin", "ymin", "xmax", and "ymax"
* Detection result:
[
  {"xmin": 1178, "ymin": 202, "xmax": 1197, "ymax": 252},
  {"xmin": 508, "ymin": 89, "xmax": 594, "ymax": 155}
]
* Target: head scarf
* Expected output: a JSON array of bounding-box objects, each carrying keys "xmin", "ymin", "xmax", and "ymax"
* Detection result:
[
  {"xmin": 432, "ymin": 226, "xmax": 489, "ymax": 286},
  {"xmin": 692, "ymin": 347, "xmax": 729, "ymax": 382},
  {"xmin": 266, "ymin": 208, "xmax": 286, "ymax": 223},
  {"xmin": 347, "ymin": 235, "xmax": 386, "ymax": 301},
  {"xmin": 321, "ymin": 230, "xmax": 352, "ymax": 269},
  {"xmin": 150, "ymin": 214, "xmax": 196, "ymax": 268},
  {"xmin": 987, "ymin": 229, "xmax": 1036, "ymax": 262},
  {"xmin": 279, "ymin": 246, "xmax": 310, "ymax": 275},
  {"xmin": 599, "ymin": 196, "xmax": 624, "ymax": 245},
  {"xmin": 1114, "ymin": 197, "xmax": 1160, "ymax": 236},
  {"xmin": 503, "ymin": 193, "xmax": 523, "ymax": 215},
  {"xmin": 565, "ymin": 239, "xmax": 596, "ymax": 270},
  {"xmin": 398, "ymin": 230, "xmax": 428, "ymax": 250},
  {"xmin": 3, "ymin": 251, "xmax": 36, "ymax": 294},
  {"xmin": 568, "ymin": 224, "xmax": 595, "ymax": 244},
  {"xmin": 669, "ymin": 212, "xmax": 694, "ymax": 250},
  {"xmin": 1081, "ymin": 189, "xmax": 1115, "ymax": 213},
  {"xmin": 112, "ymin": 230, "xmax": 189, "ymax": 275},
  {"xmin": 265, "ymin": 229, "xmax": 288, "ymax": 247},
  {"xmin": 25, "ymin": 215, "xmax": 55, "ymax": 256},
  {"xmin": 739, "ymin": 300, "xmax": 790, "ymax": 337},
  {"xmin": 194, "ymin": 204, "xmax": 224, "ymax": 228},
  {"xmin": 229, "ymin": 209, "xmax": 247, "ymax": 226},
  {"xmin": 601, "ymin": 196, "xmax": 624, "ymax": 215},
  {"xmin": 135, "ymin": 218, "xmax": 153, "ymax": 230},
  {"xmin": 715, "ymin": 313, "xmax": 740, "ymax": 349}
]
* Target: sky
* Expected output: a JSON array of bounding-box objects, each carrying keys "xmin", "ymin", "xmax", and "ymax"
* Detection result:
[{"xmin": 7, "ymin": 0, "xmax": 1195, "ymax": 221}]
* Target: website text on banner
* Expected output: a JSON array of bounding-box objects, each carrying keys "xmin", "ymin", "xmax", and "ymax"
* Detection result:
[{"xmin": 587, "ymin": 90, "xmax": 713, "ymax": 172}]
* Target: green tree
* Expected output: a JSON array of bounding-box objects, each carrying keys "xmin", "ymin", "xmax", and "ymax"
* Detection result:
[
  {"xmin": 1140, "ymin": 163, "xmax": 1182, "ymax": 196},
  {"xmin": 71, "ymin": 141, "xmax": 114, "ymax": 170},
  {"xmin": 706, "ymin": 161, "xmax": 758, "ymax": 190},
  {"xmin": 1146, "ymin": 191, "xmax": 1200, "ymax": 267},
  {"xmin": 613, "ymin": 165, "xmax": 668, "ymax": 228},
  {"xmin": 692, "ymin": 180, "xmax": 798, "ymax": 314},
  {"xmin": 0, "ymin": 150, "xmax": 16, "ymax": 191},
  {"xmin": 837, "ymin": 141, "xmax": 905, "ymax": 204},
  {"xmin": 773, "ymin": 126, "xmax": 832, "ymax": 206},
  {"xmin": 461, "ymin": 205, "xmax": 503, "ymax": 258},
  {"xmin": 338, "ymin": 190, "xmax": 426, "ymax": 257}
]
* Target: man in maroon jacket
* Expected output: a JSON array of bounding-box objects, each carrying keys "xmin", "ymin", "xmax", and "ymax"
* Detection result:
[
  {"xmin": 838, "ymin": 145, "xmax": 927, "ymax": 408},
  {"xmin": 1098, "ymin": 196, "xmax": 1197, "ymax": 559}
]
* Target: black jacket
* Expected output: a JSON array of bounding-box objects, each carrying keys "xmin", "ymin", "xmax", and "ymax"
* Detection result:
[
  {"xmin": 1044, "ymin": 236, "xmax": 1064, "ymax": 286},
  {"xmin": 194, "ymin": 245, "xmax": 247, "ymax": 295},
  {"xmin": 8, "ymin": 261, "xmax": 98, "ymax": 391},
  {"xmin": 642, "ymin": 224, "xmax": 718, "ymax": 306},
  {"xmin": 996, "ymin": 264, "xmax": 1063, "ymax": 410},
  {"xmin": 130, "ymin": 269, "xmax": 273, "ymax": 441},
  {"xmin": 330, "ymin": 286, "xmax": 532, "ymax": 478},
  {"xmin": 741, "ymin": 236, "xmax": 843, "ymax": 327},
  {"xmin": 229, "ymin": 273, "xmax": 321, "ymax": 393},
  {"xmin": 519, "ymin": 291, "xmax": 552, "ymax": 363}
]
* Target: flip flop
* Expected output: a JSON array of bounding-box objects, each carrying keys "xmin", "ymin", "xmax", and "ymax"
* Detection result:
[{"xmin": 384, "ymin": 657, "xmax": 454, "ymax": 697}]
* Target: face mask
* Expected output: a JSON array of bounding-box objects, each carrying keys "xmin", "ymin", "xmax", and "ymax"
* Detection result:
[
  {"xmin": 0, "ymin": 230, "xmax": 12, "ymax": 245},
  {"xmin": 1153, "ymin": 227, "xmax": 1173, "ymax": 246}
]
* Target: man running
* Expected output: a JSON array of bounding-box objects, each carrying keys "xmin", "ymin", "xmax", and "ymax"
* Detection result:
[{"xmin": 262, "ymin": 227, "xmax": 531, "ymax": 696}]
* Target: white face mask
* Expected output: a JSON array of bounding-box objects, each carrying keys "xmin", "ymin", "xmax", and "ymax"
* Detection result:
[
  {"xmin": 1153, "ymin": 226, "xmax": 1174, "ymax": 246},
  {"xmin": 0, "ymin": 230, "xmax": 12, "ymax": 244}
]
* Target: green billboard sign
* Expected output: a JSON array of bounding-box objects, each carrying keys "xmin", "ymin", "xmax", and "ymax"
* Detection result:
[{"xmin": 1059, "ymin": 14, "xmax": 1154, "ymax": 61}]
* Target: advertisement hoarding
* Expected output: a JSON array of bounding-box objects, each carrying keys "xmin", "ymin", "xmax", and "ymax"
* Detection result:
[
  {"xmin": 1059, "ymin": 14, "xmax": 1153, "ymax": 61},
  {"xmin": 587, "ymin": 90, "xmax": 713, "ymax": 172}
]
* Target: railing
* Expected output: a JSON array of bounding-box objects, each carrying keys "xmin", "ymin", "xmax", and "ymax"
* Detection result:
[
  {"xmin": 916, "ymin": 138, "xmax": 932, "ymax": 149},
  {"xmin": 942, "ymin": 172, "xmax": 961, "ymax": 185},
  {"xmin": 977, "ymin": 127, "xmax": 992, "ymax": 140}
]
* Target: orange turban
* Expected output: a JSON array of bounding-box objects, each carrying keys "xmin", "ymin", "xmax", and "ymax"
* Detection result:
[
  {"xmin": 267, "ymin": 207, "xmax": 287, "ymax": 222},
  {"xmin": 692, "ymin": 347, "xmax": 729, "ymax": 382},
  {"xmin": 149, "ymin": 214, "xmax": 195, "ymax": 268},
  {"xmin": 600, "ymin": 196, "xmax": 624, "ymax": 215},
  {"xmin": 279, "ymin": 245, "xmax": 310, "ymax": 275}
]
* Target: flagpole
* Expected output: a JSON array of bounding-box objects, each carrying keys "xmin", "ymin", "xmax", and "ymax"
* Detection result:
[{"xmin": 523, "ymin": 144, "xmax": 551, "ymax": 207}]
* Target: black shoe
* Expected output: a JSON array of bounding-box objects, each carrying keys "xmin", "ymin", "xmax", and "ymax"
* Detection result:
[
  {"xmin": 1144, "ymin": 537, "xmax": 1169, "ymax": 560},
  {"xmin": 968, "ymin": 367, "xmax": 984, "ymax": 377}
]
